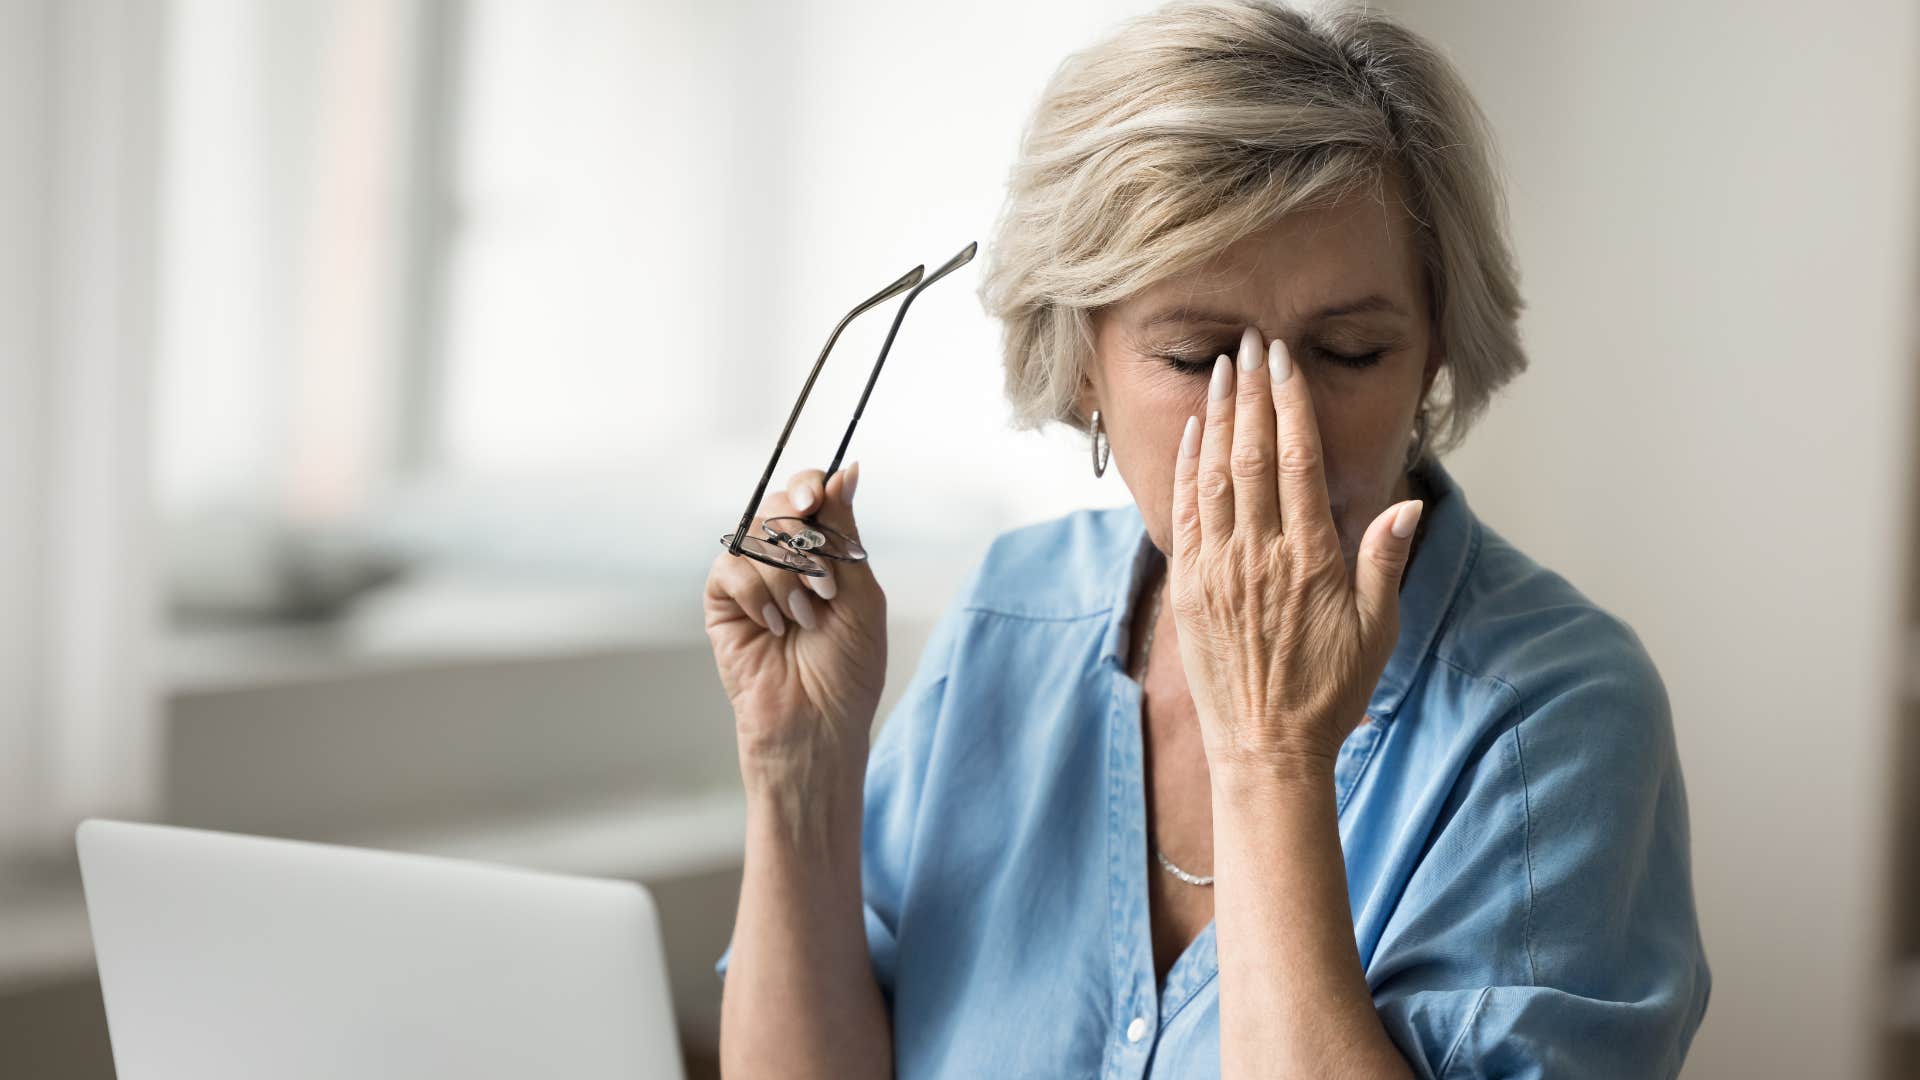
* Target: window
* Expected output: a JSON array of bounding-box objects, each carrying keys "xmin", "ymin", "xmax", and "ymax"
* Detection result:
[{"xmin": 155, "ymin": 0, "xmax": 1142, "ymax": 651}]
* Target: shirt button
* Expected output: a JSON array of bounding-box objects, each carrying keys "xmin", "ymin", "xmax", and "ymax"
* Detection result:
[{"xmin": 1126, "ymin": 1017, "xmax": 1148, "ymax": 1043}]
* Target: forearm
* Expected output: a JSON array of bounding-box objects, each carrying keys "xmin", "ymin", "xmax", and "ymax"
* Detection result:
[
  {"xmin": 720, "ymin": 756, "xmax": 893, "ymax": 1080},
  {"xmin": 1211, "ymin": 759, "xmax": 1414, "ymax": 1080}
]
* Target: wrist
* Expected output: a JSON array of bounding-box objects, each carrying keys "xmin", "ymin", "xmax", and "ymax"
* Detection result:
[
  {"xmin": 1208, "ymin": 746, "xmax": 1337, "ymax": 799},
  {"xmin": 736, "ymin": 708, "xmax": 873, "ymax": 785},
  {"xmin": 740, "ymin": 741, "xmax": 866, "ymax": 798},
  {"xmin": 742, "ymin": 752, "xmax": 867, "ymax": 862}
]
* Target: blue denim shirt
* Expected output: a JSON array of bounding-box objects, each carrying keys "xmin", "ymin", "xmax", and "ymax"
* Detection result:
[{"xmin": 716, "ymin": 458, "xmax": 1711, "ymax": 1078}]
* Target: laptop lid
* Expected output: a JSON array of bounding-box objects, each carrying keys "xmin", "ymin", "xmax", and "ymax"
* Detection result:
[{"xmin": 78, "ymin": 819, "xmax": 686, "ymax": 1080}]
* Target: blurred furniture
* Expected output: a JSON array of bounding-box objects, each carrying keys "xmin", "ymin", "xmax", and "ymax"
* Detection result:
[
  {"xmin": 0, "ymin": 594, "xmax": 939, "ymax": 1079},
  {"xmin": 1889, "ymin": 371, "xmax": 1920, "ymax": 1080}
]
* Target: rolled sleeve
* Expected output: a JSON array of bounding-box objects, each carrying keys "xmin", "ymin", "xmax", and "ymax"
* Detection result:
[{"xmin": 1370, "ymin": 648, "xmax": 1712, "ymax": 1078}]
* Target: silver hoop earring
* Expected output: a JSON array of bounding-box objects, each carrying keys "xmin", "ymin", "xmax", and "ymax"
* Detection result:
[{"xmin": 1090, "ymin": 409, "xmax": 1111, "ymax": 478}]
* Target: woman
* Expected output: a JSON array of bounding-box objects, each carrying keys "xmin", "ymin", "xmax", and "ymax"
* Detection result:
[{"xmin": 704, "ymin": 1, "xmax": 1711, "ymax": 1076}]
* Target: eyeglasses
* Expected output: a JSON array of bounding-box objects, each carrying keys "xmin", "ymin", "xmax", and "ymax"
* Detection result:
[{"xmin": 720, "ymin": 241, "xmax": 978, "ymax": 577}]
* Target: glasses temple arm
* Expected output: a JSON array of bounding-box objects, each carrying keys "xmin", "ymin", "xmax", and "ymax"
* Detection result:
[
  {"xmin": 728, "ymin": 263, "xmax": 925, "ymax": 554},
  {"xmin": 821, "ymin": 241, "xmax": 977, "ymax": 482}
]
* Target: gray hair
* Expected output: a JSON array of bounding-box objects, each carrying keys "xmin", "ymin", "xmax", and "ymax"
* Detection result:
[{"xmin": 976, "ymin": 0, "xmax": 1527, "ymax": 464}]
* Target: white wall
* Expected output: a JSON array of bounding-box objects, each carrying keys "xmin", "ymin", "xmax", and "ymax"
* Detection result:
[{"xmin": 1378, "ymin": 1, "xmax": 1919, "ymax": 1077}]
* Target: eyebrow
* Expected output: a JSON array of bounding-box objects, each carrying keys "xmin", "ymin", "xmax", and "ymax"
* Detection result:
[{"xmin": 1139, "ymin": 294, "xmax": 1408, "ymax": 329}]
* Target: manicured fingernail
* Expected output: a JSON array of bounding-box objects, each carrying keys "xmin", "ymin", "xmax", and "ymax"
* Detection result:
[
  {"xmin": 1209, "ymin": 354, "xmax": 1233, "ymax": 401},
  {"xmin": 761, "ymin": 602, "xmax": 786, "ymax": 636},
  {"xmin": 1391, "ymin": 500, "xmax": 1423, "ymax": 539},
  {"xmin": 1180, "ymin": 415, "xmax": 1200, "ymax": 458},
  {"xmin": 1238, "ymin": 326, "xmax": 1262, "ymax": 372},
  {"xmin": 843, "ymin": 461, "xmax": 860, "ymax": 503},
  {"xmin": 788, "ymin": 590, "xmax": 818, "ymax": 630},
  {"xmin": 1268, "ymin": 338, "xmax": 1292, "ymax": 383},
  {"xmin": 789, "ymin": 484, "xmax": 817, "ymax": 513},
  {"xmin": 806, "ymin": 564, "xmax": 837, "ymax": 600}
]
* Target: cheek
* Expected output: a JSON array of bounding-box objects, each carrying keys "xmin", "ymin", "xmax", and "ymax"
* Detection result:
[
  {"xmin": 1104, "ymin": 369, "xmax": 1209, "ymax": 553},
  {"xmin": 1311, "ymin": 389, "xmax": 1416, "ymax": 546},
  {"xmin": 1311, "ymin": 397, "xmax": 1387, "ymax": 478},
  {"xmin": 1113, "ymin": 370, "xmax": 1208, "ymax": 452}
]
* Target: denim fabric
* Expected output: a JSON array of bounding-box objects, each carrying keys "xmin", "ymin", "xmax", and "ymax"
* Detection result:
[{"xmin": 716, "ymin": 457, "xmax": 1710, "ymax": 1078}]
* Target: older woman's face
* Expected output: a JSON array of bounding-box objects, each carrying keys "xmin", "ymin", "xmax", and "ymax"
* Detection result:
[{"xmin": 1084, "ymin": 186, "xmax": 1442, "ymax": 571}]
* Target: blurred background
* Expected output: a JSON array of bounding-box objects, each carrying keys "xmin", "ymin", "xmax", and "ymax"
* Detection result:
[{"xmin": 0, "ymin": 0, "xmax": 1915, "ymax": 1077}]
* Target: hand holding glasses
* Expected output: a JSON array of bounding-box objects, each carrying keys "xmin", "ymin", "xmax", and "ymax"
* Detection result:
[{"xmin": 720, "ymin": 241, "xmax": 978, "ymax": 577}]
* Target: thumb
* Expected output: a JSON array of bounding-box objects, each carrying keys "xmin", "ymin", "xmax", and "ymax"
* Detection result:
[
  {"xmin": 1354, "ymin": 499, "xmax": 1421, "ymax": 652},
  {"xmin": 816, "ymin": 460, "xmax": 864, "ymax": 545}
]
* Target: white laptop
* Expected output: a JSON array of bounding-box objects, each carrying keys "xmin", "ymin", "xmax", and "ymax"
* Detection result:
[{"xmin": 77, "ymin": 819, "xmax": 687, "ymax": 1080}]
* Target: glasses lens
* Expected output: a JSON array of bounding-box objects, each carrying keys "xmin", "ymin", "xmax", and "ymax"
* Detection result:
[
  {"xmin": 761, "ymin": 516, "xmax": 867, "ymax": 563},
  {"xmin": 720, "ymin": 531, "xmax": 827, "ymax": 577}
]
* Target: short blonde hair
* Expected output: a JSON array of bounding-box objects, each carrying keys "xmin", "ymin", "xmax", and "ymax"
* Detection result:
[{"xmin": 977, "ymin": 0, "xmax": 1526, "ymax": 463}]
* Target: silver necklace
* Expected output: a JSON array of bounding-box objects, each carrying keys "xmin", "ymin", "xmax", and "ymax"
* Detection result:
[{"xmin": 1133, "ymin": 568, "xmax": 1214, "ymax": 888}]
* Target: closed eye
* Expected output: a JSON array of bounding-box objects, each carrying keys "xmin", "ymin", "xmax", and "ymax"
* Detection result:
[
  {"xmin": 1158, "ymin": 354, "xmax": 1218, "ymax": 376},
  {"xmin": 1314, "ymin": 347, "xmax": 1386, "ymax": 370},
  {"xmin": 1156, "ymin": 346, "xmax": 1385, "ymax": 375}
]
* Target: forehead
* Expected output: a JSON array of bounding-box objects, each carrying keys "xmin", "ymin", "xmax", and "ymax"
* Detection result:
[{"xmin": 1121, "ymin": 181, "xmax": 1426, "ymax": 323}]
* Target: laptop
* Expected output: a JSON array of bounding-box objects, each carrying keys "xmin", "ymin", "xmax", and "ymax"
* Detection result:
[{"xmin": 77, "ymin": 819, "xmax": 687, "ymax": 1080}]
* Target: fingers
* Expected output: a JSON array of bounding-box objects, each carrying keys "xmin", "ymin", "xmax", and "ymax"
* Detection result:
[
  {"xmin": 1171, "ymin": 414, "xmax": 1203, "ymax": 565},
  {"xmin": 815, "ymin": 462, "xmax": 863, "ymax": 546},
  {"xmin": 713, "ymin": 462, "xmax": 872, "ymax": 631},
  {"xmin": 784, "ymin": 469, "xmax": 828, "ymax": 519},
  {"xmin": 776, "ymin": 464, "xmax": 865, "ymax": 600},
  {"xmin": 750, "ymin": 542, "xmax": 828, "ymax": 631},
  {"xmin": 813, "ymin": 463, "xmax": 865, "ymax": 596},
  {"xmin": 777, "ymin": 468, "xmax": 835, "ymax": 599},
  {"xmin": 779, "ymin": 463, "xmax": 863, "ymax": 546},
  {"xmin": 1229, "ymin": 326, "xmax": 1280, "ymax": 535},
  {"xmin": 1189, "ymin": 329, "xmax": 1338, "ymax": 562},
  {"xmin": 1196, "ymin": 354, "xmax": 1237, "ymax": 541},
  {"xmin": 708, "ymin": 549, "xmax": 795, "ymax": 637},
  {"xmin": 1268, "ymin": 337, "xmax": 1341, "ymax": 557},
  {"xmin": 1353, "ymin": 499, "xmax": 1423, "ymax": 651}
]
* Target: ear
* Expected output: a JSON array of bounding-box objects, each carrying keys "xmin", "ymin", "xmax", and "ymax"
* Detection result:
[
  {"xmin": 1419, "ymin": 332, "xmax": 1446, "ymax": 400},
  {"xmin": 1073, "ymin": 372, "xmax": 1099, "ymax": 429}
]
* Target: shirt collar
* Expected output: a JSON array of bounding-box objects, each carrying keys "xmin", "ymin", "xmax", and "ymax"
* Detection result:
[{"xmin": 1097, "ymin": 456, "xmax": 1479, "ymax": 722}]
